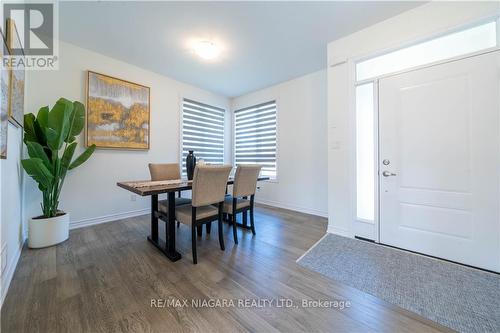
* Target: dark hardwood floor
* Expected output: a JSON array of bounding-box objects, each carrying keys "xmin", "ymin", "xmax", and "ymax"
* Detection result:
[{"xmin": 1, "ymin": 204, "xmax": 452, "ymax": 332}]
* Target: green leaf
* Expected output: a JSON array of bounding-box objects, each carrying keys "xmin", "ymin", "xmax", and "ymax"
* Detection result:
[
  {"xmin": 23, "ymin": 114, "xmax": 37, "ymax": 143},
  {"xmin": 21, "ymin": 158, "xmax": 54, "ymax": 190},
  {"xmin": 26, "ymin": 142, "xmax": 51, "ymax": 170},
  {"xmin": 47, "ymin": 99, "xmax": 72, "ymax": 150},
  {"xmin": 24, "ymin": 108, "xmax": 49, "ymax": 145},
  {"xmin": 61, "ymin": 142, "xmax": 77, "ymax": 170},
  {"xmin": 69, "ymin": 144, "xmax": 96, "ymax": 170},
  {"xmin": 34, "ymin": 120, "xmax": 48, "ymax": 148},
  {"xmin": 34, "ymin": 107, "xmax": 49, "ymax": 146},
  {"xmin": 37, "ymin": 106, "xmax": 49, "ymax": 129},
  {"xmin": 45, "ymin": 128, "xmax": 58, "ymax": 150},
  {"xmin": 67, "ymin": 101, "xmax": 85, "ymax": 141}
]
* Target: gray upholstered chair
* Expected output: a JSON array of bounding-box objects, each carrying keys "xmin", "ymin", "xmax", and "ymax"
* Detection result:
[
  {"xmin": 148, "ymin": 163, "xmax": 191, "ymax": 218},
  {"xmin": 223, "ymin": 164, "xmax": 262, "ymax": 244},
  {"xmin": 175, "ymin": 165, "xmax": 232, "ymax": 264}
]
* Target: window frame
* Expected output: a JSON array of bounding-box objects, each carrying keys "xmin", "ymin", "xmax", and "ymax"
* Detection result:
[
  {"xmin": 179, "ymin": 97, "xmax": 226, "ymax": 176},
  {"xmin": 355, "ymin": 82, "xmax": 377, "ymax": 224},
  {"xmin": 355, "ymin": 17, "xmax": 500, "ymax": 84},
  {"xmin": 233, "ymin": 99, "xmax": 279, "ymax": 182}
]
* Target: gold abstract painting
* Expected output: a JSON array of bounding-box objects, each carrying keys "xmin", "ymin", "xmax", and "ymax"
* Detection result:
[
  {"xmin": 86, "ymin": 71, "xmax": 150, "ymax": 149},
  {"xmin": 6, "ymin": 19, "xmax": 24, "ymax": 128}
]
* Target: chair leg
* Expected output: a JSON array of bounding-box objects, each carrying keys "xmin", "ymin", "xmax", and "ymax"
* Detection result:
[
  {"xmin": 177, "ymin": 221, "xmax": 180, "ymax": 228},
  {"xmin": 191, "ymin": 207, "xmax": 197, "ymax": 264},
  {"xmin": 191, "ymin": 225, "xmax": 197, "ymax": 265},
  {"xmin": 242, "ymin": 210, "xmax": 248, "ymax": 227},
  {"xmin": 218, "ymin": 203, "xmax": 225, "ymax": 251},
  {"xmin": 197, "ymin": 225, "xmax": 203, "ymax": 237},
  {"xmin": 232, "ymin": 211, "xmax": 238, "ymax": 244},
  {"xmin": 250, "ymin": 208, "xmax": 256, "ymax": 235},
  {"xmin": 206, "ymin": 222, "xmax": 212, "ymax": 234}
]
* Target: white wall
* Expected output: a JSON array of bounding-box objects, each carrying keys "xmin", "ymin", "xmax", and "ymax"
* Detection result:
[
  {"xmin": 231, "ymin": 70, "xmax": 328, "ymax": 217},
  {"xmin": 24, "ymin": 41, "xmax": 230, "ymax": 228},
  {"xmin": 326, "ymin": 1, "xmax": 500, "ymax": 238}
]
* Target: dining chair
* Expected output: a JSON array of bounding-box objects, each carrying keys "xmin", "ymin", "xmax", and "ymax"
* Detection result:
[
  {"xmin": 175, "ymin": 165, "xmax": 232, "ymax": 264},
  {"xmin": 148, "ymin": 163, "xmax": 191, "ymax": 223},
  {"xmin": 223, "ymin": 164, "xmax": 262, "ymax": 244}
]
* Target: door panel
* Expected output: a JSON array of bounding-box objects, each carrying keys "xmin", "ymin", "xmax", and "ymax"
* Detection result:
[
  {"xmin": 397, "ymin": 75, "xmax": 470, "ymax": 192},
  {"xmin": 379, "ymin": 51, "xmax": 500, "ymax": 272}
]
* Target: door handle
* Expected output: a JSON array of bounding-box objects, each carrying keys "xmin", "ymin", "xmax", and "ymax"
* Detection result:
[{"xmin": 382, "ymin": 171, "xmax": 397, "ymax": 177}]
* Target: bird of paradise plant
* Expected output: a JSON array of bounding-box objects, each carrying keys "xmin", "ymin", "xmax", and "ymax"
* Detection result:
[{"xmin": 21, "ymin": 98, "xmax": 96, "ymax": 218}]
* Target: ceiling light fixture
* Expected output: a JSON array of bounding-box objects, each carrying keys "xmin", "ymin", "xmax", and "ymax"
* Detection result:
[{"xmin": 194, "ymin": 41, "xmax": 220, "ymax": 60}]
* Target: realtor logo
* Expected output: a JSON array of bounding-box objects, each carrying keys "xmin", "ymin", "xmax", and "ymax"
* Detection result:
[
  {"xmin": 4, "ymin": 3, "xmax": 53, "ymax": 55},
  {"xmin": 2, "ymin": 1, "xmax": 58, "ymax": 70}
]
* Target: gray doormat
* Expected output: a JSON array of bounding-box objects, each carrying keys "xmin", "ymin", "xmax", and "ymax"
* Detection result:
[{"xmin": 297, "ymin": 234, "xmax": 500, "ymax": 333}]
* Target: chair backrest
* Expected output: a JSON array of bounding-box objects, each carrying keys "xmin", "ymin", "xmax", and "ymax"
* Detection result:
[
  {"xmin": 192, "ymin": 165, "xmax": 232, "ymax": 207},
  {"xmin": 148, "ymin": 163, "xmax": 181, "ymax": 181},
  {"xmin": 233, "ymin": 164, "xmax": 262, "ymax": 197}
]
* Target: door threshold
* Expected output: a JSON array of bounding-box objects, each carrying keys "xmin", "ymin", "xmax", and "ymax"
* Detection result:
[{"xmin": 354, "ymin": 236, "xmax": 375, "ymax": 243}]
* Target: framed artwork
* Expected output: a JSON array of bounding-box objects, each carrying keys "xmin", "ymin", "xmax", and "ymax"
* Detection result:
[
  {"xmin": 6, "ymin": 19, "xmax": 24, "ymax": 128},
  {"xmin": 0, "ymin": 29, "xmax": 9, "ymax": 159},
  {"xmin": 86, "ymin": 71, "xmax": 150, "ymax": 150}
]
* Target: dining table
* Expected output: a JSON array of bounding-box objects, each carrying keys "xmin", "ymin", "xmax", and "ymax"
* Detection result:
[{"xmin": 117, "ymin": 177, "xmax": 269, "ymax": 261}]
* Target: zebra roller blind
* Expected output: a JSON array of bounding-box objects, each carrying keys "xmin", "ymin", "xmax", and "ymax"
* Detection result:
[
  {"xmin": 181, "ymin": 99, "xmax": 225, "ymax": 175},
  {"xmin": 234, "ymin": 101, "xmax": 277, "ymax": 179}
]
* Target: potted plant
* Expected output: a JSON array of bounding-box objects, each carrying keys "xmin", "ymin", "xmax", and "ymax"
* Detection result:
[{"xmin": 22, "ymin": 98, "xmax": 96, "ymax": 248}]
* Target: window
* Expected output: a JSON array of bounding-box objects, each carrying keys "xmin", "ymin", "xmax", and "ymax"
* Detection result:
[
  {"xmin": 356, "ymin": 20, "xmax": 497, "ymax": 81},
  {"xmin": 234, "ymin": 101, "xmax": 277, "ymax": 179},
  {"xmin": 356, "ymin": 83, "xmax": 375, "ymax": 222},
  {"xmin": 181, "ymin": 99, "xmax": 225, "ymax": 175}
]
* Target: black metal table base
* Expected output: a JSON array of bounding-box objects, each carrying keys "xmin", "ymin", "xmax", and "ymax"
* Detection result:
[
  {"xmin": 149, "ymin": 192, "xmax": 182, "ymax": 262},
  {"xmin": 147, "ymin": 236, "xmax": 182, "ymax": 261}
]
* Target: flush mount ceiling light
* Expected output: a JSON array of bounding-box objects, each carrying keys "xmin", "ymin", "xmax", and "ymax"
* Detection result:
[{"xmin": 193, "ymin": 41, "xmax": 220, "ymax": 60}]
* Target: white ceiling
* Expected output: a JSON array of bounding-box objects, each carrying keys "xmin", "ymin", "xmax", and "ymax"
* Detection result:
[{"xmin": 60, "ymin": 1, "xmax": 423, "ymax": 97}]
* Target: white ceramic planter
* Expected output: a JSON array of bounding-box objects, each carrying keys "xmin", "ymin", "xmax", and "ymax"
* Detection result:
[{"xmin": 28, "ymin": 213, "xmax": 69, "ymax": 248}]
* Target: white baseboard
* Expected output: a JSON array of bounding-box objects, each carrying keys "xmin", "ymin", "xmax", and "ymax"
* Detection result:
[
  {"xmin": 255, "ymin": 199, "xmax": 328, "ymax": 218},
  {"xmin": 1, "ymin": 240, "xmax": 24, "ymax": 308},
  {"xmin": 327, "ymin": 225, "xmax": 353, "ymax": 238},
  {"xmin": 70, "ymin": 200, "xmax": 327, "ymax": 231},
  {"xmin": 70, "ymin": 208, "xmax": 150, "ymax": 230}
]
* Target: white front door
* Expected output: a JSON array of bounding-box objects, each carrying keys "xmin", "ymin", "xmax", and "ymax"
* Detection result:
[{"xmin": 379, "ymin": 51, "xmax": 500, "ymax": 272}]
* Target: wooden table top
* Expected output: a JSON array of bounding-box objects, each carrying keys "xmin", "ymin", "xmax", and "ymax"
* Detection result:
[{"xmin": 117, "ymin": 177, "xmax": 269, "ymax": 196}]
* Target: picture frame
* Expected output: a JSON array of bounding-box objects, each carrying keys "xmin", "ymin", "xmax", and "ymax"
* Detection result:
[
  {"xmin": 86, "ymin": 71, "xmax": 150, "ymax": 150},
  {"xmin": 6, "ymin": 18, "xmax": 25, "ymax": 128}
]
